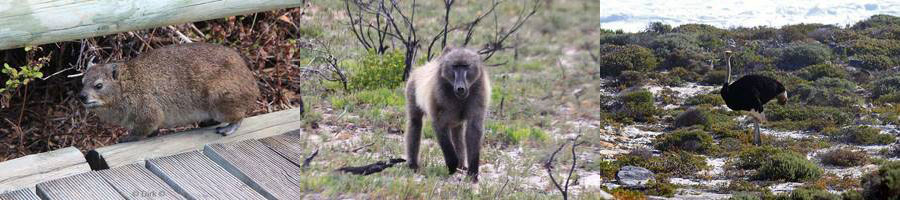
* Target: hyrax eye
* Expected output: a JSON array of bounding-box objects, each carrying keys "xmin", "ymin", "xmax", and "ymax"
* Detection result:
[{"xmin": 94, "ymin": 83, "xmax": 103, "ymax": 89}]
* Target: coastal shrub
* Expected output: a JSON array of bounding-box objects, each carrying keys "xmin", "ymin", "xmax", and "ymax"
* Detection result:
[
  {"xmin": 796, "ymin": 63, "xmax": 849, "ymax": 81},
  {"xmin": 845, "ymin": 38, "xmax": 900, "ymax": 56},
  {"xmin": 861, "ymin": 162, "xmax": 900, "ymax": 200},
  {"xmin": 594, "ymin": 44, "xmax": 659, "ymax": 76},
  {"xmin": 776, "ymin": 42, "xmax": 833, "ymax": 70},
  {"xmin": 852, "ymin": 14, "xmax": 900, "ymax": 30},
  {"xmin": 348, "ymin": 51, "xmax": 406, "ymax": 90},
  {"xmin": 735, "ymin": 146, "xmax": 783, "ymax": 170},
  {"xmin": 673, "ymin": 108, "xmax": 709, "ymax": 128},
  {"xmin": 851, "ymin": 54, "xmax": 896, "ymax": 71},
  {"xmin": 650, "ymin": 151, "xmax": 709, "ymax": 176},
  {"xmin": 838, "ymin": 126, "xmax": 896, "ymax": 145},
  {"xmin": 685, "ymin": 93, "xmax": 724, "ymax": 107},
  {"xmin": 872, "ymin": 75, "xmax": 900, "ymax": 98},
  {"xmin": 650, "ymin": 33, "xmax": 711, "ymax": 69},
  {"xmin": 755, "ymin": 152, "xmax": 823, "ymax": 182},
  {"xmin": 617, "ymin": 70, "xmax": 647, "ymax": 87},
  {"xmin": 766, "ymin": 105, "xmax": 851, "ymax": 131},
  {"xmin": 774, "ymin": 188, "xmax": 840, "ymax": 200},
  {"xmin": 614, "ymin": 89, "xmax": 659, "ymax": 123},
  {"xmin": 701, "ymin": 70, "xmax": 728, "ymax": 85},
  {"xmin": 820, "ymin": 148, "xmax": 869, "ymax": 167},
  {"xmin": 654, "ymin": 128, "xmax": 716, "ymax": 154},
  {"xmin": 793, "ymin": 77, "xmax": 861, "ymax": 107}
]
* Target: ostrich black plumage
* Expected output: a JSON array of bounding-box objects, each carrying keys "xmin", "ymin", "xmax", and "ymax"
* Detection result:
[{"xmin": 719, "ymin": 51, "xmax": 788, "ymax": 145}]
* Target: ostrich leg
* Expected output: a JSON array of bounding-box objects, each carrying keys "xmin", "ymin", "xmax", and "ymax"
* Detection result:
[{"xmin": 754, "ymin": 119, "xmax": 761, "ymax": 146}]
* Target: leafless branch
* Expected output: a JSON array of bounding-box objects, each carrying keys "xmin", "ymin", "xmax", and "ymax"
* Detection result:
[
  {"xmin": 479, "ymin": 0, "xmax": 541, "ymax": 61},
  {"xmin": 544, "ymin": 135, "xmax": 580, "ymax": 200}
]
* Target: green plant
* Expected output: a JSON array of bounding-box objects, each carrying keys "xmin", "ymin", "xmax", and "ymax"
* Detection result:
[
  {"xmin": 617, "ymin": 70, "xmax": 647, "ymax": 87},
  {"xmin": 820, "ymin": 148, "xmax": 869, "ymax": 167},
  {"xmin": 594, "ymin": 44, "xmax": 659, "ymax": 76},
  {"xmin": 837, "ymin": 126, "xmax": 896, "ymax": 145},
  {"xmin": 852, "ymin": 15, "xmax": 900, "ymax": 30},
  {"xmin": 654, "ymin": 128, "xmax": 716, "ymax": 154},
  {"xmin": 755, "ymin": 152, "xmax": 823, "ymax": 182},
  {"xmin": 673, "ymin": 108, "xmax": 710, "ymax": 128},
  {"xmin": 735, "ymin": 146, "xmax": 784, "ymax": 169},
  {"xmin": 776, "ymin": 42, "xmax": 833, "ymax": 70},
  {"xmin": 872, "ymin": 75, "xmax": 900, "ymax": 98},
  {"xmin": 852, "ymin": 54, "xmax": 896, "ymax": 71},
  {"xmin": 792, "ymin": 77, "xmax": 861, "ymax": 107},
  {"xmin": 485, "ymin": 122, "xmax": 548, "ymax": 145},
  {"xmin": 845, "ymin": 37, "xmax": 900, "ymax": 56},
  {"xmin": 685, "ymin": 93, "xmax": 724, "ymax": 106},
  {"xmin": 650, "ymin": 33, "xmax": 711, "ymax": 69},
  {"xmin": 861, "ymin": 162, "xmax": 900, "ymax": 200},
  {"xmin": 765, "ymin": 105, "xmax": 851, "ymax": 131},
  {"xmin": 609, "ymin": 188, "xmax": 646, "ymax": 200},
  {"xmin": 650, "ymin": 151, "xmax": 709, "ymax": 176},
  {"xmin": 774, "ymin": 187, "xmax": 840, "ymax": 200},
  {"xmin": 702, "ymin": 70, "xmax": 728, "ymax": 85},
  {"xmin": 796, "ymin": 63, "xmax": 849, "ymax": 81},
  {"xmin": 1, "ymin": 62, "xmax": 45, "ymax": 93},
  {"xmin": 614, "ymin": 89, "xmax": 659, "ymax": 123},
  {"xmin": 729, "ymin": 192, "xmax": 761, "ymax": 200},
  {"xmin": 347, "ymin": 51, "xmax": 406, "ymax": 91}
]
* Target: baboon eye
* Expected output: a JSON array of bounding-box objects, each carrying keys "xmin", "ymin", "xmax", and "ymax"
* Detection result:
[{"xmin": 94, "ymin": 83, "xmax": 103, "ymax": 89}]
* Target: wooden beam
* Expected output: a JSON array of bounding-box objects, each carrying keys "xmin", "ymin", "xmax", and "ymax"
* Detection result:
[
  {"xmin": 90, "ymin": 108, "xmax": 303, "ymax": 168},
  {"xmin": 0, "ymin": 147, "xmax": 91, "ymax": 193},
  {"xmin": 0, "ymin": 0, "xmax": 302, "ymax": 50},
  {"xmin": 35, "ymin": 171, "xmax": 125, "ymax": 200}
]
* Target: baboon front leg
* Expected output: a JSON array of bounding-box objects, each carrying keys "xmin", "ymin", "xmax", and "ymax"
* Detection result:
[
  {"xmin": 465, "ymin": 116, "xmax": 484, "ymax": 182},
  {"xmin": 406, "ymin": 108, "xmax": 425, "ymax": 170},
  {"xmin": 450, "ymin": 124, "xmax": 467, "ymax": 169},
  {"xmin": 433, "ymin": 122, "xmax": 460, "ymax": 174}
]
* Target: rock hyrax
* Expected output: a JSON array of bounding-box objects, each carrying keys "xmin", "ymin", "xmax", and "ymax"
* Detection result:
[{"xmin": 79, "ymin": 43, "xmax": 260, "ymax": 142}]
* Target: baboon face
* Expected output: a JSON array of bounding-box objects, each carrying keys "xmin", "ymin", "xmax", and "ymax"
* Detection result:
[
  {"xmin": 79, "ymin": 63, "xmax": 121, "ymax": 109},
  {"xmin": 439, "ymin": 48, "xmax": 482, "ymax": 99}
]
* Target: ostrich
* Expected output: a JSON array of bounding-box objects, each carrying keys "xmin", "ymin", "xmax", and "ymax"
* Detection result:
[{"xmin": 720, "ymin": 51, "xmax": 788, "ymax": 145}]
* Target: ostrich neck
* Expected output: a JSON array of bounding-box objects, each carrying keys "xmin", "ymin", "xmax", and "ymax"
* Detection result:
[{"xmin": 726, "ymin": 55, "xmax": 732, "ymax": 84}]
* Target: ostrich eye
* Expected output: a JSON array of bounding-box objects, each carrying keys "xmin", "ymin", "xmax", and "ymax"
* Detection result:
[{"xmin": 94, "ymin": 83, "xmax": 103, "ymax": 89}]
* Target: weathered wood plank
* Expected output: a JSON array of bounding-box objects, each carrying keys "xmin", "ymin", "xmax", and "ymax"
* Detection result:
[
  {"xmin": 145, "ymin": 151, "xmax": 265, "ymax": 200},
  {"xmin": 98, "ymin": 163, "xmax": 185, "ymax": 200},
  {"xmin": 0, "ymin": 0, "xmax": 302, "ymax": 50},
  {"xmin": 35, "ymin": 171, "xmax": 125, "ymax": 200},
  {"xmin": 203, "ymin": 140, "xmax": 303, "ymax": 200},
  {"xmin": 93, "ymin": 108, "xmax": 303, "ymax": 168},
  {"xmin": 0, "ymin": 147, "xmax": 90, "ymax": 193},
  {"xmin": 0, "ymin": 188, "xmax": 40, "ymax": 200},
  {"xmin": 258, "ymin": 130, "xmax": 307, "ymax": 167}
]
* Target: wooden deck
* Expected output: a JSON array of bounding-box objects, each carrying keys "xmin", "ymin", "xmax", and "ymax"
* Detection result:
[{"xmin": 0, "ymin": 108, "xmax": 308, "ymax": 199}]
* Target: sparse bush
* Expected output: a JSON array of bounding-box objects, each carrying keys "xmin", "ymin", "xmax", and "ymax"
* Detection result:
[
  {"xmin": 876, "ymin": 92, "xmax": 900, "ymax": 104},
  {"xmin": 685, "ymin": 93, "xmax": 724, "ymax": 107},
  {"xmin": 842, "ymin": 190, "xmax": 864, "ymax": 200},
  {"xmin": 793, "ymin": 77, "xmax": 862, "ymax": 107},
  {"xmin": 650, "ymin": 33, "xmax": 711, "ymax": 69},
  {"xmin": 654, "ymin": 128, "xmax": 716, "ymax": 154},
  {"xmin": 872, "ymin": 75, "xmax": 900, "ymax": 98},
  {"xmin": 669, "ymin": 67, "xmax": 702, "ymax": 82},
  {"xmin": 776, "ymin": 42, "xmax": 833, "ymax": 70},
  {"xmin": 796, "ymin": 63, "xmax": 849, "ymax": 81},
  {"xmin": 851, "ymin": 54, "xmax": 896, "ymax": 71},
  {"xmin": 645, "ymin": 178, "xmax": 677, "ymax": 197},
  {"xmin": 779, "ymin": 24, "xmax": 831, "ymax": 42},
  {"xmin": 852, "ymin": 14, "xmax": 900, "ymax": 30},
  {"xmin": 674, "ymin": 108, "xmax": 709, "ymax": 128},
  {"xmin": 617, "ymin": 70, "xmax": 647, "ymax": 87},
  {"xmin": 610, "ymin": 188, "xmax": 646, "ymax": 200},
  {"xmin": 594, "ymin": 44, "xmax": 659, "ymax": 76},
  {"xmin": 651, "ymin": 151, "xmax": 709, "ymax": 176},
  {"xmin": 348, "ymin": 51, "xmax": 406, "ymax": 90},
  {"xmin": 774, "ymin": 187, "xmax": 840, "ymax": 200},
  {"xmin": 735, "ymin": 146, "xmax": 784, "ymax": 170},
  {"xmin": 752, "ymin": 70, "xmax": 810, "ymax": 91},
  {"xmin": 820, "ymin": 148, "xmax": 870, "ymax": 167},
  {"xmin": 729, "ymin": 192, "xmax": 761, "ymax": 200},
  {"xmin": 647, "ymin": 22, "xmax": 672, "ymax": 34},
  {"xmin": 845, "ymin": 38, "xmax": 900, "ymax": 56},
  {"xmin": 702, "ymin": 70, "xmax": 728, "ymax": 85},
  {"xmin": 766, "ymin": 105, "xmax": 852, "ymax": 131},
  {"xmin": 837, "ymin": 126, "xmax": 896, "ymax": 145},
  {"xmin": 861, "ymin": 161, "xmax": 900, "ymax": 199},
  {"xmin": 755, "ymin": 152, "xmax": 823, "ymax": 182},
  {"xmin": 614, "ymin": 89, "xmax": 659, "ymax": 123}
]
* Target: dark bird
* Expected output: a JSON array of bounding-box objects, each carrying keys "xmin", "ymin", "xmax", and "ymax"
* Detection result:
[{"xmin": 719, "ymin": 51, "xmax": 788, "ymax": 145}]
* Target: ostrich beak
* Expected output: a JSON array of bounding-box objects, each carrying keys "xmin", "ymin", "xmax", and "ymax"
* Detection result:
[{"xmin": 777, "ymin": 91, "xmax": 788, "ymax": 105}]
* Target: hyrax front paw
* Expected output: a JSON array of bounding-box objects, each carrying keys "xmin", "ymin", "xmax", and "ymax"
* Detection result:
[{"xmin": 215, "ymin": 122, "xmax": 241, "ymax": 136}]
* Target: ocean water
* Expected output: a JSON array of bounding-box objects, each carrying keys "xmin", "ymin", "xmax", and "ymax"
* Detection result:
[{"xmin": 599, "ymin": 0, "xmax": 900, "ymax": 32}]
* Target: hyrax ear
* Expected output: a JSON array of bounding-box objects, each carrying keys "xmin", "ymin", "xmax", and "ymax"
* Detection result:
[{"xmin": 109, "ymin": 63, "xmax": 119, "ymax": 80}]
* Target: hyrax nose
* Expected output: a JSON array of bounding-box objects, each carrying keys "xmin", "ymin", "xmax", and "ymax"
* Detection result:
[{"xmin": 78, "ymin": 93, "xmax": 88, "ymax": 103}]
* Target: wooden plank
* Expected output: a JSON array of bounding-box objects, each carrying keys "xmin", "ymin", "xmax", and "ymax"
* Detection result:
[
  {"xmin": 0, "ymin": 147, "xmax": 90, "ymax": 193},
  {"xmin": 98, "ymin": 163, "xmax": 185, "ymax": 200},
  {"xmin": 258, "ymin": 130, "xmax": 307, "ymax": 167},
  {"xmin": 0, "ymin": 188, "xmax": 40, "ymax": 200},
  {"xmin": 0, "ymin": 0, "xmax": 302, "ymax": 50},
  {"xmin": 35, "ymin": 171, "xmax": 124, "ymax": 200},
  {"xmin": 93, "ymin": 108, "xmax": 303, "ymax": 168},
  {"xmin": 145, "ymin": 151, "xmax": 265, "ymax": 200},
  {"xmin": 203, "ymin": 140, "xmax": 303, "ymax": 200}
]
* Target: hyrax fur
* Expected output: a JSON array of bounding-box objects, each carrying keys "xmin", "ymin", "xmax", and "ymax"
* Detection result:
[
  {"xmin": 79, "ymin": 43, "xmax": 260, "ymax": 143},
  {"xmin": 405, "ymin": 47, "xmax": 490, "ymax": 182}
]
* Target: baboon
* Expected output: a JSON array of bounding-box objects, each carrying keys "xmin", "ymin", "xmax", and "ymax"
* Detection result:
[
  {"xmin": 79, "ymin": 43, "xmax": 260, "ymax": 143},
  {"xmin": 405, "ymin": 47, "xmax": 491, "ymax": 181}
]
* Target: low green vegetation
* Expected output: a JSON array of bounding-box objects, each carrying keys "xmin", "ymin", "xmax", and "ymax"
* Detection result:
[
  {"xmin": 819, "ymin": 148, "xmax": 869, "ymax": 167},
  {"xmin": 654, "ymin": 128, "xmax": 716, "ymax": 154},
  {"xmin": 861, "ymin": 162, "xmax": 900, "ymax": 199},
  {"xmin": 773, "ymin": 187, "xmax": 841, "ymax": 200},
  {"xmin": 594, "ymin": 44, "xmax": 659, "ymax": 76},
  {"xmin": 485, "ymin": 122, "xmax": 549, "ymax": 146},
  {"xmin": 614, "ymin": 89, "xmax": 660, "ymax": 123},
  {"xmin": 796, "ymin": 63, "xmax": 849, "ymax": 81},
  {"xmin": 834, "ymin": 126, "xmax": 897, "ymax": 145},
  {"xmin": 755, "ymin": 152, "xmax": 823, "ymax": 182},
  {"xmin": 347, "ymin": 51, "xmax": 406, "ymax": 91}
]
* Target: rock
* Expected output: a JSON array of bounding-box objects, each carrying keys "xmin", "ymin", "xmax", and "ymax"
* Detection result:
[{"xmin": 616, "ymin": 165, "xmax": 654, "ymax": 188}]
